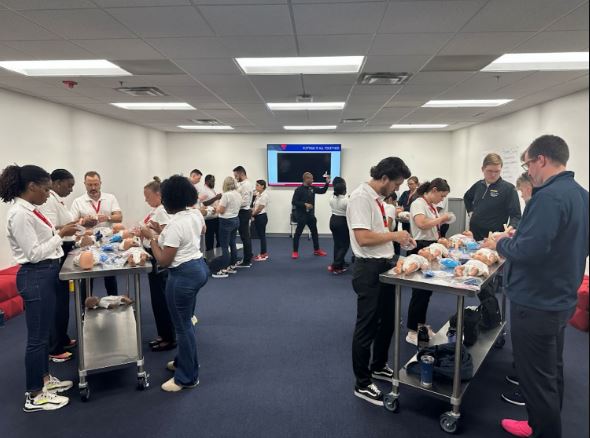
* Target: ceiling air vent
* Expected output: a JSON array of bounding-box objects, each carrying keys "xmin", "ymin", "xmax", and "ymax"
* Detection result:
[
  {"xmin": 116, "ymin": 86, "xmax": 168, "ymax": 97},
  {"xmin": 358, "ymin": 72, "xmax": 412, "ymax": 85},
  {"xmin": 341, "ymin": 118, "xmax": 367, "ymax": 125},
  {"xmin": 189, "ymin": 119, "xmax": 223, "ymax": 126}
]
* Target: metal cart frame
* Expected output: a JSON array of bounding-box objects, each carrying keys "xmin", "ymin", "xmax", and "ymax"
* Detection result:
[
  {"xmin": 59, "ymin": 254, "xmax": 152, "ymax": 401},
  {"xmin": 379, "ymin": 261, "xmax": 506, "ymax": 434}
]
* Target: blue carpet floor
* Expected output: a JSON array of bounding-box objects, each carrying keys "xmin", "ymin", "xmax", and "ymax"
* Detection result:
[{"xmin": 0, "ymin": 237, "xmax": 587, "ymax": 438}]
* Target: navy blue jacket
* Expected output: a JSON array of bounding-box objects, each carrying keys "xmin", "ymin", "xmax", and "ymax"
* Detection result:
[{"xmin": 497, "ymin": 171, "xmax": 589, "ymax": 311}]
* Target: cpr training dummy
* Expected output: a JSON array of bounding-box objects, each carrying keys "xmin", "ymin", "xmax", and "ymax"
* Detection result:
[
  {"xmin": 84, "ymin": 295, "xmax": 133, "ymax": 310},
  {"xmin": 74, "ymin": 249, "xmax": 100, "ymax": 270},
  {"xmin": 394, "ymin": 254, "xmax": 430, "ymax": 275},
  {"xmin": 472, "ymin": 248, "xmax": 500, "ymax": 266},
  {"xmin": 418, "ymin": 242, "xmax": 449, "ymax": 261},
  {"xmin": 454, "ymin": 259, "xmax": 489, "ymax": 278}
]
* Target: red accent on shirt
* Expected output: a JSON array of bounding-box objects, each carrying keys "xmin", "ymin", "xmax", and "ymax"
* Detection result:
[
  {"xmin": 376, "ymin": 199, "xmax": 388, "ymax": 228},
  {"xmin": 91, "ymin": 200, "xmax": 101, "ymax": 214},
  {"xmin": 423, "ymin": 196, "xmax": 441, "ymax": 238},
  {"xmin": 33, "ymin": 209, "xmax": 53, "ymax": 229}
]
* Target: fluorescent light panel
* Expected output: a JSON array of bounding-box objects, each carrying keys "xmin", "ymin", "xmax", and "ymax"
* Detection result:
[
  {"xmin": 178, "ymin": 125, "xmax": 233, "ymax": 130},
  {"xmin": 111, "ymin": 102, "xmax": 195, "ymax": 110},
  {"xmin": 267, "ymin": 102, "xmax": 345, "ymax": 111},
  {"xmin": 391, "ymin": 124, "xmax": 448, "ymax": 129},
  {"xmin": 482, "ymin": 52, "xmax": 589, "ymax": 72},
  {"xmin": 423, "ymin": 99, "xmax": 512, "ymax": 108},
  {"xmin": 235, "ymin": 56, "xmax": 364, "ymax": 75},
  {"xmin": 0, "ymin": 59, "xmax": 131, "ymax": 77},
  {"xmin": 283, "ymin": 125, "xmax": 337, "ymax": 130}
]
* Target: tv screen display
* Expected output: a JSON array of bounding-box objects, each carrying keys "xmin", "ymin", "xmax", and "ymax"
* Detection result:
[{"xmin": 267, "ymin": 144, "xmax": 341, "ymax": 186}]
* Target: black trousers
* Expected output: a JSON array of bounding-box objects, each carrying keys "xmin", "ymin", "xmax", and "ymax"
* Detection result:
[
  {"xmin": 406, "ymin": 240, "xmax": 437, "ymax": 331},
  {"xmin": 511, "ymin": 302, "xmax": 573, "ymax": 438},
  {"xmin": 147, "ymin": 261, "xmax": 175, "ymax": 343},
  {"xmin": 329, "ymin": 215, "xmax": 349, "ymax": 270},
  {"xmin": 49, "ymin": 241, "xmax": 75, "ymax": 355},
  {"xmin": 238, "ymin": 209, "xmax": 253, "ymax": 264},
  {"xmin": 253, "ymin": 213, "xmax": 268, "ymax": 254},
  {"xmin": 81, "ymin": 276, "xmax": 118, "ymax": 301},
  {"xmin": 352, "ymin": 258, "xmax": 396, "ymax": 387},
  {"xmin": 293, "ymin": 213, "xmax": 320, "ymax": 252},
  {"xmin": 204, "ymin": 217, "xmax": 220, "ymax": 252}
]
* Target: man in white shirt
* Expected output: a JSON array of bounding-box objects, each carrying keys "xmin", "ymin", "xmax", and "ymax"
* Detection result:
[
  {"xmin": 347, "ymin": 157, "xmax": 413, "ymax": 407},
  {"xmin": 71, "ymin": 171, "xmax": 123, "ymax": 295},
  {"xmin": 200, "ymin": 174, "xmax": 222, "ymax": 251},
  {"xmin": 233, "ymin": 166, "xmax": 254, "ymax": 267},
  {"xmin": 189, "ymin": 168, "xmax": 204, "ymax": 196}
]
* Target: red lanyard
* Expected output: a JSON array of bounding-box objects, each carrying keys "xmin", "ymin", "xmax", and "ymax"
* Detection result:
[
  {"xmin": 376, "ymin": 199, "xmax": 388, "ymax": 227},
  {"xmin": 33, "ymin": 209, "xmax": 53, "ymax": 229},
  {"xmin": 51, "ymin": 192, "xmax": 64, "ymax": 206},
  {"xmin": 91, "ymin": 200, "xmax": 101, "ymax": 214},
  {"xmin": 144, "ymin": 212, "xmax": 152, "ymax": 224},
  {"xmin": 423, "ymin": 197, "xmax": 441, "ymax": 238}
]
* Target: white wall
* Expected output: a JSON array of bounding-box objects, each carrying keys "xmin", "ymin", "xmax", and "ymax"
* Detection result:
[
  {"xmin": 0, "ymin": 88, "xmax": 168, "ymax": 269},
  {"xmin": 166, "ymin": 132, "xmax": 454, "ymax": 235}
]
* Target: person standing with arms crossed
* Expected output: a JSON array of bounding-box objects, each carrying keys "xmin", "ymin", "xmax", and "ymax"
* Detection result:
[
  {"xmin": 233, "ymin": 166, "xmax": 254, "ymax": 268},
  {"xmin": 347, "ymin": 157, "xmax": 413, "ymax": 406}
]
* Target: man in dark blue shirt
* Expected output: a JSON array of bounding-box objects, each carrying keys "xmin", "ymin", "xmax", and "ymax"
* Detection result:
[{"xmin": 484, "ymin": 135, "xmax": 589, "ymax": 438}]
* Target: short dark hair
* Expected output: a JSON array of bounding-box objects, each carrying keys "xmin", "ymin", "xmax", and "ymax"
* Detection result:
[
  {"xmin": 233, "ymin": 166, "xmax": 246, "ymax": 175},
  {"xmin": 527, "ymin": 135, "xmax": 569, "ymax": 166},
  {"xmin": 0, "ymin": 164, "xmax": 50, "ymax": 202},
  {"xmin": 256, "ymin": 179, "xmax": 267, "ymax": 189},
  {"xmin": 416, "ymin": 178, "xmax": 450, "ymax": 197},
  {"xmin": 204, "ymin": 174, "xmax": 215, "ymax": 184},
  {"xmin": 160, "ymin": 175, "xmax": 198, "ymax": 213},
  {"xmin": 84, "ymin": 170, "xmax": 100, "ymax": 180},
  {"xmin": 370, "ymin": 157, "xmax": 411, "ymax": 181},
  {"xmin": 51, "ymin": 168, "xmax": 74, "ymax": 181},
  {"xmin": 332, "ymin": 176, "xmax": 346, "ymax": 196},
  {"xmin": 190, "ymin": 169, "xmax": 202, "ymax": 176}
]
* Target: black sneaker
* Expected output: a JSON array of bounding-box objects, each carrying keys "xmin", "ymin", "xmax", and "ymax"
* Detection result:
[
  {"xmin": 506, "ymin": 374, "xmax": 520, "ymax": 385},
  {"xmin": 235, "ymin": 260, "xmax": 252, "ymax": 269},
  {"xmin": 501, "ymin": 389, "xmax": 526, "ymax": 406},
  {"xmin": 354, "ymin": 383, "xmax": 384, "ymax": 406},
  {"xmin": 371, "ymin": 365, "xmax": 394, "ymax": 382}
]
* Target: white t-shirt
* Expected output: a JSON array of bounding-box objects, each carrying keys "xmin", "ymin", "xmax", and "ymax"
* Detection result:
[
  {"xmin": 39, "ymin": 190, "xmax": 75, "ymax": 242},
  {"xmin": 253, "ymin": 191, "xmax": 269, "ymax": 215},
  {"xmin": 330, "ymin": 195, "xmax": 348, "ymax": 216},
  {"xmin": 143, "ymin": 204, "xmax": 170, "ymax": 226},
  {"xmin": 219, "ymin": 191, "xmax": 242, "ymax": 219},
  {"xmin": 410, "ymin": 197, "xmax": 440, "ymax": 241},
  {"xmin": 71, "ymin": 192, "xmax": 121, "ymax": 227},
  {"xmin": 158, "ymin": 209, "xmax": 204, "ymax": 268},
  {"xmin": 200, "ymin": 185, "xmax": 219, "ymax": 220},
  {"xmin": 237, "ymin": 179, "xmax": 254, "ymax": 210},
  {"xmin": 346, "ymin": 183, "xmax": 394, "ymax": 259}
]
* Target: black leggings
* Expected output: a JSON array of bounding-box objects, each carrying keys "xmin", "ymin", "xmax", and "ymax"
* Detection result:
[
  {"xmin": 329, "ymin": 215, "xmax": 349, "ymax": 269},
  {"xmin": 406, "ymin": 240, "xmax": 437, "ymax": 331},
  {"xmin": 254, "ymin": 213, "xmax": 268, "ymax": 254},
  {"xmin": 204, "ymin": 217, "xmax": 220, "ymax": 252}
]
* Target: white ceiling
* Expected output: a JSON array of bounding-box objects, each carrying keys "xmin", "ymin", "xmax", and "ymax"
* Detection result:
[{"xmin": 0, "ymin": 0, "xmax": 588, "ymax": 133}]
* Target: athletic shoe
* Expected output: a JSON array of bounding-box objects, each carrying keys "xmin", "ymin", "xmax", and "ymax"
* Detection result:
[
  {"xmin": 49, "ymin": 352, "xmax": 73, "ymax": 363},
  {"xmin": 327, "ymin": 265, "xmax": 334, "ymax": 272},
  {"xmin": 406, "ymin": 331, "xmax": 418, "ymax": 346},
  {"xmin": 235, "ymin": 261, "xmax": 252, "ymax": 269},
  {"xmin": 253, "ymin": 254, "xmax": 269, "ymax": 262},
  {"xmin": 506, "ymin": 375, "xmax": 520, "ymax": 385},
  {"xmin": 161, "ymin": 377, "xmax": 199, "ymax": 392},
  {"xmin": 23, "ymin": 391, "xmax": 69, "ymax": 413},
  {"xmin": 353, "ymin": 383, "xmax": 384, "ymax": 406},
  {"xmin": 371, "ymin": 365, "xmax": 394, "ymax": 382},
  {"xmin": 225, "ymin": 266, "xmax": 238, "ymax": 274},
  {"xmin": 212, "ymin": 270, "xmax": 229, "ymax": 279},
  {"xmin": 313, "ymin": 249, "xmax": 328, "ymax": 256},
  {"xmin": 425, "ymin": 325, "xmax": 437, "ymax": 339},
  {"xmin": 166, "ymin": 361, "xmax": 175, "ymax": 372},
  {"xmin": 501, "ymin": 419, "xmax": 532, "ymax": 437},
  {"xmin": 291, "ymin": 251, "xmax": 299, "ymax": 259},
  {"xmin": 501, "ymin": 389, "xmax": 526, "ymax": 406},
  {"xmin": 63, "ymin": 340, "xmax": 77, "ymax": 350},
  {"xmin": 44, "ymin": 375, "xmax": 73, "ymax": 394},
  {"xmin": 332, "ymin": 268, "xmax": 347, "ymax": 275}
]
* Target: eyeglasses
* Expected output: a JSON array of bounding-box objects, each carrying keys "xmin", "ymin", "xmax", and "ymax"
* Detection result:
[{"xmin": 521, "ymin": 157, "xmax": 538, "ymax": 171}]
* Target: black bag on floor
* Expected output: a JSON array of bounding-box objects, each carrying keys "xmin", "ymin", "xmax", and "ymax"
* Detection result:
[
  {"xmin": 406, "ymin": 343, "xmax": 474, "ymax": 382},
  {"xmin": 449, "ymin": 307, "xmax": 481, "ymax": 347},
  {"xmin": 477, "ymin": 281, "xmax": 502, "ymax": 330}
]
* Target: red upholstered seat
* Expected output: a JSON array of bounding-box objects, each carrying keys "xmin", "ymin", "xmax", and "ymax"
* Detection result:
[
  {"xmin": 0, "ymin": 266, "xmax": 23, "ymax": 320},
  {"xmin": 570, "ymin": 275, "xmax": 589, "ymax": 332}
]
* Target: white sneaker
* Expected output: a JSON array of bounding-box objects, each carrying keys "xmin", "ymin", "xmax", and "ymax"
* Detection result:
[
  {"xmin": 24, "ymin": 391, "xmax": 69, "ymax": 412},
  {"xmin": 426, "ymin": 325, "xmax": 437, "ymax": 339},
  {"xmin": 405, "ymin": 331, "xmax": 418, "ymax": 346},
  {"xmin": 161, "ymin": 377, "xmax": 199, "ymax": 392},
  {"xmin": 212, "ymin": 270, "xmax": 228, "ymax": 278},
  {"xmin": 225, "ymin": 266, "xmax": 237, "ymax": 274},
  {"xmin": 166, "ymin": 361, "xmax": 175, "ymax": 372},
  {"xmin": 44, "ymin": 375, "xmax": 73, "ymax": 394}
]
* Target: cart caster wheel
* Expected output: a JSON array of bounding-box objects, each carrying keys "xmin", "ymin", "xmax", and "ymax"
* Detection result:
[
  {"xmin": 494, "ymin": 336, "xmax": 506, "ymax": 349},
  {"xmin": 80, "ymin": 387, "xmax": 90, "ymax": 402},
  {"xmin": 440, "ymin": 413, "xmax": 459, "ymax": 434},
  {"xmin": 383, "ymin": 394, "xmax": 399, "ymax": 413},
  {"xmin": 137, "ymin": 376, "xmax": 149, "ymax": 391}
]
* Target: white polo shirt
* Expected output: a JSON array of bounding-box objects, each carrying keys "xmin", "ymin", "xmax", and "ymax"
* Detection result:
[
  {"xmin": 158, "ymin": 209, "xmax": 204, "ymax": 268},
  {"xmin": 39, "ymin": 190, "xmax": 75, "ymax": 242},
  {"xmin": 218, "ymin": 190, "xmax": 242, "ymax": 219},
  {"xmin": 253, "ymin": 190, "xmax": 269, "ymax": 215},
  {"xmin": 71, "ymin": 192, "xmax": 121, "ymax": 227},
  {"xmin": 143, "ymin": 204, "xmax": 170, "ymax": 226},
  {"xmin": 199, "ymin": 185, "xmax": 219, "ymax": 220},
  {"xmin": 237, "ymin": 179, "xmax": 254, "ymax": 210},
  {"xmin": 330, "ymin": 195, "xmax": 348, "ymax": 216},
  {"xmin": 6, "ymin": 197, "xmax": 64, "ymax": 264},
  {"xmin": 346, "ymin": 182, "xmax": 394, "ymax": 259},
  {"xmin": 410, "ymin": 197, "xmax": 440, "ymax": 241}
]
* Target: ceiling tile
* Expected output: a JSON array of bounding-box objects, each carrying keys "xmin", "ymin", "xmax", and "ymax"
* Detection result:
[
  {"xmin": 94, "ymin": 0, "xmax": 191, "ymax": 6},
  {"xmin": 192, "ymin": 0, "xmax": 286, "ymax": 3},
  {"xmin": 298, "ymin": 34, "xmax": 373, "ymax": 56},
  {"xmin": 369, "ymin": 107, "xmax": 416, "ymax": 124},
  {"xmin": 146, "ymin": 37, "xmax": 230, "ymax": 58},
  {"xmin": 172, "ymin": 58, "xmax": 241, "ymax": 75},
  {"xmin": 408, "ymin": 71, "xmax": 475, "ymax": 86},
  {"xmin": 0, "ymin": 11, "xmax": 59, "ymax": 40},
  {"xmin": 106, "ymin": 6, "xmax": 214, "ymax": 38},
  {"xmin": 196, "ymin": 74, "xmax": 262, "ymax": 102},
  {"xmin": 547, "ymin": 3, "xmax": 589, "ymax": 31},
  {"xmin": 439, "ymin": 32, "xmax": 535, "ymax": 55},
  {"xmin": 0, "ymin": 0, "xmax": 96, "ymax": 9},
  {"xmin": 370, "ymin": 33, "xmax": 454, "ymax": 56},
  {"xmin": 3, "ymin": 40, "xmax": 94, "ymax": 59},
  {"xmin": 293, "ymin": 2, "xmax": 386, "ymax": 35},
  {"xmin": 249, "ymin": 75, "xmax": 302, "ymax": 100},
  {"xmin": 71, "ymin": 38, "xmax": 165, "ymax": 60},
  {"xmin": 0, "ymin": 42, "xmax": 30, "ymax": 60},
  {"xmin": 362, "ymin": 55, "xmax": 431, "ymax": 73},
  {"xmin": 489, "ymin": 71, "xmax": 589, "ymax": 99},
  {"xmin": 512, "ymin": 30, "xmax": 589, "ymax": 52},
  {"xmin": 436, "ymin": 71, "xmax": 533, "ymax": 98},
  {"xmin": 220, "ymin": 36, "xmax": 297, "ymax": 57},
  {"xmin": 198, "ymin": 5, "xmax": 293, "ymax": 36}
]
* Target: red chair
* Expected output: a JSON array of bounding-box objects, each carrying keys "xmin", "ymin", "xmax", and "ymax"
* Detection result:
[
  {"xmin": 0, "ymin": 265, "xmax": 24, "ymax": 321},
  {"xmin": 570, "ymin": 275, "xmax": 589, "ymax": 332}
]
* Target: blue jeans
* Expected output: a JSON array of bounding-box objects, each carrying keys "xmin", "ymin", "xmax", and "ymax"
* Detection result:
[
  {"xmin": 166, "ymin": 258, "xmax": 209, "ymax": 386},
  {"xmin": 217, "ymin": 217, "xmax": 239, "ymax": 270},
  {"xmin": 16, "ymin": 260, "xmax": 61, "ymax": 392}
]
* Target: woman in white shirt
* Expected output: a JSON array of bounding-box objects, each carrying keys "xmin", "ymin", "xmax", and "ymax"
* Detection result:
[
  {"xmin": 406, "ymin": 178, "xmax": 452, "ymax": 346},
  {"xmin": 251, "ymin": 179, "xmax": 270, "ymax": 261},
  {"xmin": 329, "ymin": 177, "xmax": 350, "ymax": 274},
  {"xmin": 0, "ymin": 164, "xmax": 78, "ymax": 412},
  {"xmin": 143, "ymin": 177, "xmax": 176, "ymax": 353},
  {"xmin": 141, "ymin": 175, "xmax": 209, "ymax": 392},
  {"xmin": 211, "ymin": 177, "xmax": 242, "ymax": 279},
  {"xmin": 384, "ymin": 192, "xmax": 403, "ymax": 256}
]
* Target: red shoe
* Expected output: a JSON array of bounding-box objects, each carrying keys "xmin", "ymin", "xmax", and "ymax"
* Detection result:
[
  {"xmin": 327, "ymin": 265, "xmax": 334, "ymax": 272},
  {"xmin": 49, "ymin": 352, "xmax": 73, "ymax": 363},
  {"xmin": 314, "ymin": 249, "xmax": 328, "ymax": 256},
  {"xmin": 501, "ymin": 419, "xmax": 532, "ymax": 437},
  {"xmin": 253, "ymin": 254, "xmax": 269, "ymax": 262},
  {"xmin": 291, "ymin": 251, "xmax": 299, "ymax": 259}
]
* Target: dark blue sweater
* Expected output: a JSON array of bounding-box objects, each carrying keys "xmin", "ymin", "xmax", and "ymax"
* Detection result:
[{"xmin": 497, "ymin": 171, "xmax": 589, "ymax": 311}]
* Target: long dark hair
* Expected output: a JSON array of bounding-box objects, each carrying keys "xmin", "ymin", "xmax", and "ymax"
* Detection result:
[
  {"xmin": 416, "ymin": 178, "xmax": 450, "ymax": 197},
  {"xmin": 0, "ymin": 164, "xmax": 50, "ymax": 203}
]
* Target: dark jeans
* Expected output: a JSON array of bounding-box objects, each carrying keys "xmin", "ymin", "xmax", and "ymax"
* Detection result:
[
  {"xmin": 166, "ymin": 258, "xmax": 209, "ymax": 386},
  {"xmin": 17, "ymin": 260, "xmax": 61, "ymax": 392},
  {"xmin": 238, "ymin": 209, "xmax": 253, "ymax": 264},
  {"xmin": 49, "ymin": 241, "xmax": 74, "ymax": 355},
  {"xmin": 254, "ymin": 213, "xmax": 268, "ymax": 254},
  {"xmin": 329, "ymin": 215, "xmax": 350, "ymax": 270},
  {"xmin": 352, "ymin": 258, "xmax": 396, "ymax": 387},
  {"xmin": 204, "ymin": 218, "xmax": 220, "ymax": 252},
  {"xmin": 511, "ymin": 302, "xmax": 573, "ymax": 438},
  {"xmin": 147, "ymin": 256, "xmax": 175, "ymax": 343},
  {"xmin": 215, "ymin": 216, "xmax": 239, "ymax": 271},
  {"xmin": 406, "ymin": 240, "xmax": 436, "ymax": 331},
  {"xmin": 293, "ymin": 213, "xmax": 320, "ymax": 252}
]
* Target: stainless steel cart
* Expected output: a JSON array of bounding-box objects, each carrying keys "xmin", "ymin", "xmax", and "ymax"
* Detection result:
[
  {"xmin": 59, "ymin": 252, "xmax": 152, "ymax": 401},
  {"xmin": 379, "ymin": 260, "xmax": 506, "ymax": 434}
]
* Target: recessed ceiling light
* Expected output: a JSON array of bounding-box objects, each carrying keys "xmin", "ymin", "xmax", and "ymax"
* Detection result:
[
  {"xmin": 482, "ymin": 52, "xmax": 589, "ymax": 72},
  {"xmin": 0, "ymin": 60, "xmax": 131, "ymax": 77},
  {"xmin": 422, "ymin": 99, "xmax": 512, "ymax": 108},
  {"xmin": 235, "ymin": 56, "xmax": 364, "ymax": 75},
  {"xmin": 267, "ymin": 102, "xmax": 346, "ymax": 111},
  {"xmin": 178, "ymin": 125, "xmax": 233, "ymax": 130},
  {"xmin": 111, "ymin": 102, "xmax": 196, "ymax": 110},
  {"xmin": 283, "ymin": 125, "xmax": 338, "ymax": 130},
  {"xmin": 390, "ymin": 124, "xmax": 449, "ymax": 129}
]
